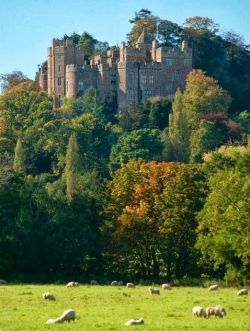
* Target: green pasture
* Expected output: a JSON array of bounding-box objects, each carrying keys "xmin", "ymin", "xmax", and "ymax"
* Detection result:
[{"xmin": 0, "ymin": 284, "xmax": 249, "ymax": 331}]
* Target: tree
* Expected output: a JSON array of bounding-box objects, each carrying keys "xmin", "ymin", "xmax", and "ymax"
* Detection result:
[
  {"xmin": 13, "ymin": 139, "xmax": 26, "ymax": 174},
  {"xmin": 78, "ymin": 32, "xmax": 98, "ymax": 60},
  {"xmin": 168, "ymin": 90, "xmax": 190, "ymax": 162},
  {"xmin": 183, "ymin": 70, "xmax": 231, "ymax": 128},
  {"xmin": 197, "ymin": 147, "xmax": 250, "ymax": 280},
  {"xmin": 65, "ymin": 134, "xmax": 80, "ymax": 201},
  {"xmin": 127, "ymin": 9, "xmax": 159, "ymax": 47},
  {"xmin": 0, "ymin": 71, "xmax": 28, "ymax": 93},
  {"xmin": 144, "ymin": 96, "xmax": 172, "ymax": 130},
  {"xmin": 102, "ymin": 160, "xmax": 206, "ymax": 279},
  {"xmin": 183, "ymin": 16, "xmax": 219, "ymax": 35},
  {"xmin": 109, "ymin": 128, "xmax": 163, "ymax": 172}
]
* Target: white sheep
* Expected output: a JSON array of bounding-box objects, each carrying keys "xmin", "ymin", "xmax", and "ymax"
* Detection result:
[
  {"xmin": 126, "ymin": 282, "xmax": 135, "ymax": 288},
  {"xmin": 161, "ymin": 283, "xmax": 171, "ymax": 290},
  {"xmin": 237, "ymin": 288, "xmax": 248, "ymax": 296},
  {"xmin": 0, "ymin": 279, "xmax": 7, "ymax": 284},
  {"xmin": 148, "ymin": 287, "xmax": 160, "ymax": 295},
  {"xmin": 214, "ymin": 305, "xmax": 226, "ymax": 318},
  {"xmin": 90, "ymin": 280, "xmax": 99, "ymax": 285},
  {"xmin": 192, "ymin": 306, "xmax": 207, "ymax": 318},
  {"xmin": 111, "ymin": 280, "xmax": 119, "ymax": 286},
  {"xmin": 125, "ymin": 317, "xmax": 144, "ymax": 326},
  {"xmin": 43, "ymin": 292, "xmax": 56, "ymax": 301},
  {"xmin": 66, "ymin": 281, "xmax": 79, "ymax": 288},
  {"xmin": 46, "ymin": 309, "xmax": 76, "ymax": 324},
  {"xmin": 208, "ymin": 284, "xmax": 219, "ymax": 291}
]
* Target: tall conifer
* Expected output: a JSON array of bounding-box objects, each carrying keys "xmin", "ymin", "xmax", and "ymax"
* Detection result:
[{"xmin": 65, "ymin": 134, "xmax": 80, "ymax": 201}]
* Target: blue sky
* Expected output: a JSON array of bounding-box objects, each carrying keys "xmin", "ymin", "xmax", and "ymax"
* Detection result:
[{"xmin": 0, "ymin": 0, "xmax": 249, "ymax": 79}]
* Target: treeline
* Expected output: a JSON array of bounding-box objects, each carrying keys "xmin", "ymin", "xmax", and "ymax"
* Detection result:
[{"xmin": 0, "ymin": 10, "xmax": 249, "ymax": 283}]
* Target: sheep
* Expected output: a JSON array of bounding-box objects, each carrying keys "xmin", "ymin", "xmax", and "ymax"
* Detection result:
[
  {"xmin": 192, "ymin": 306, "xmax": 207, "ymax": 318},
  {"xmin": 43, "ymin": 292, "xmax": 56, "ymax": 301},
  {"xmin": 111, "ymin": 280, "xmax": 119, "ymax": 286},
  {"xmin": 125, "ymin": 317, "xmax": 144, "ymax": 326},
  {"xmin": 126, "ymin": 282, "xmax": 135, "ymax": 288},
  {"xmin": 206, "ymin": 307, "xmax": 215, "ymax": 318},
  {"xmin": 90, "ymin": 280, "xmax": 99, "ymax": 285},
  {"xmin": 237, "ymin": 288, "xmax": 248, "ymax": 296},
  {"xmin": 46, "ymin": 309, "xmax": 76, "ymax": 324},
  {"xmin": 208, "ymin": 284, "xmax": 219, "ymax": 291},
  {"xmin": 66, "ymin": 281, "xmax": 79, "ymax": 288},
  {"xmin": 148, "ymin": 287, "xmax": 160, "ymax": 295},
  {"xmin": 214, "ymin": 305, "xmax": 226, "ymax": 318},
  {"xmin": 161, "ymin": 283, "xmax": 171, "ymax": 290},
  {"xmin": 0, "ymin": 279, "xmax": 7, "ymax": 285}
]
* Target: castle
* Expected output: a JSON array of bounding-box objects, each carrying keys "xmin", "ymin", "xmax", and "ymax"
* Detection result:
[{"xmin": 38, "ymin": 31, "xmax": 192, "ymax": 110}]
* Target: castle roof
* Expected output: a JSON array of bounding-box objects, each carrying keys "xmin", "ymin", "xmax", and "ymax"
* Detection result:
[{"xmin": 136, "ymin": 30, "xmax": 152, "ymax": 45}]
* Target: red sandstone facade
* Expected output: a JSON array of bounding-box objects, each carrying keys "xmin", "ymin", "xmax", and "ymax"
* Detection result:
[{"xmin": 38, "ymin": 33, "xmax": 192, "ymax": 110}]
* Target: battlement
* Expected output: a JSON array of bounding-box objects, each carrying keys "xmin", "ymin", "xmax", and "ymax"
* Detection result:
[{"xmin": 39, "ymin": 33, "xmax": 192, "ymax": 110}]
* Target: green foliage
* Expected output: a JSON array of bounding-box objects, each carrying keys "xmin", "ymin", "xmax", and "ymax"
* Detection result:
[
  {"xmin": 103, "ymin": 161, "xmax": 206, "ymax": 279},
  {"xmin": 197, "ymin": 147, "xmax": 250, "ymax": 280},
  {"xmin": 0, "ymin": 70, "xmax": 28, "ymax": 93},
  {"xmin": 13, "ymin": 139, "xmax": 26, "ymax": 174},
  {"xmin": 65, "ymin": 134, "xmax": 80, "ymax": 201},
  {"xmin": 168, "ymin": 90, "xmax": 190, "ymax": 162},
  {"xmin": 109, "ymin": 129, "xmax": 163, "ymax": 173}
]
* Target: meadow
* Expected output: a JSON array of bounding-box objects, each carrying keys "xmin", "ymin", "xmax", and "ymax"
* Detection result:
[{"xmin": 0, "ymin": 284, "xmax": 249, "ymax": 331}]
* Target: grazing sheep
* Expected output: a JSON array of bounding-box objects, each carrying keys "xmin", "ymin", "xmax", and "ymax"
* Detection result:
[
  {"xmin": 0, "ymin": 279, "xmax": 7, "ymax": 284},
  {"xmin": 43, "ymin": 292, "xmax": 56, "ymax": 301},
  {"xmin": 111, "ymin": 280, "xmax": 119, "ymax": 286},
  {"xmin": 125, "ymin": 317, "xmax": 144, "ymax": 326},
  {"xmin": 161, "ymin": 283, "xmax": 171, "ymax": 290},
  {"xmin": 192, "ymin": 306, "xmax": 207, "ymax": 318},
  {"xmin": 118, "ymin": 281, "xmax": 124, "ymax": 286},
  {"xmin": 126, "ymin": 282, "xmax": 135, "ymax": 288},
  {"xmin": 214, "ymin": 305, "xmax": 226, "ymax": 318},
  {"xmin": 148, "ymin": 287, "xmax": 160, "ymax": 295},
  {"xmin": 208, "ymin": 284, "xmax": 219, "ymax": 291},
  {"xmin": 66, "ymin": 281, "xmax": 79, "ymax": 288},
  {"xmin": 206, "ymin": 307, "xmax": 215, "ymax": 318},
  {"xmin": 237, "ymin": 288, "xmax": 248, "ymax": 296},
  {"xmin": 46, "ymin": 309, "xmax": 76, "ymax": 324},
  {"xmin": 90, "ymin": 280, "xmax": 99, "ymax": 285}
]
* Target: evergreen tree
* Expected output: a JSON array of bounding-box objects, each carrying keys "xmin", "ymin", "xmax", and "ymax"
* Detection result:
[
  {"xmin": 168, "ymin": 90, "xmax": 190, "ymax": 162},
  {"xmin": 65, "ymin": 134, "xmax": 80, "ymax": 201},
  {"xmin": 13, "ymin": 138, "xmax": 26, "ymax": 174}
]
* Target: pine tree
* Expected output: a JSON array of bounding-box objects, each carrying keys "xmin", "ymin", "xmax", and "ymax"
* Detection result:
[
  {"xmin": 168, "ymin": 90, "xmax": 190, "ymax": 162},
  {"xmin": 13, "ymin": 138, "xmax": 26, "ymax": 174},
  {"xmin": 65, "ymin": 134, "xmax": 80, "ymax": 202}
]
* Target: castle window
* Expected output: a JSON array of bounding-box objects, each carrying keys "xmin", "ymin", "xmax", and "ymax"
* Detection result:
[
  {"xmin": 143, "ymin": 90, "xmax": 153, "ymax": 99},
  {"xmin": 172, "ymin": 72, "xmax": 181, "ymax": 81},
  {"xmin": 66, "ymin": 81, "xmax": 69, "ymax": 92},
  {"xmin": 127, "ymin": 89, "xmax": 134, "ymax": 100},
  {"xmin": 78, "ymin": 81, "xmax": 84, "ymax": 91},
  {"xmin": 128, "ymin": 72, "xmax": 135, "ymax": 85},
  {"xmin": 166, "ymin": 83, "xmax": 173, "ymax": 92},
  {"xmin": 149, "ymin": 76, "xmax": 154, "ymax": 84},
  {"xmin": 58, "ymin": 65, "xmax": 61, "ymax": 72},
  {"xmin": 141, "ymin": 75, "xmax": 147, "ymax": 84},
  {"xmin": 165, "ymin": 59, "xmax": 173, "ymax": 66},
  {"xmin": 57, "ymin": 77, "xmax": 62, "ymax": 86}
]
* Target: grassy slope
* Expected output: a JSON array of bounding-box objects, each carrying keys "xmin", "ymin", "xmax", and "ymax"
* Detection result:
[{"xmin": 0, "ymin": 285, "xmax": 249, "ymax": 331}]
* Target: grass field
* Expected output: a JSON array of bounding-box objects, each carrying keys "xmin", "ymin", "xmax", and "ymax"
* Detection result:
[{"xmin": 0, "ymin": 284, "xmax": 249, "ymax": 331}]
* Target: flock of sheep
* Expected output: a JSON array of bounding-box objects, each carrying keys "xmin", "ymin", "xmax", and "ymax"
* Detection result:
[
  {"xmin": 41, "ymin": 280, "xmax": 248, "ymax": 325},
  {"xmin": 0, "ymin": 278, "xmax": 248, "ymax": 326}
]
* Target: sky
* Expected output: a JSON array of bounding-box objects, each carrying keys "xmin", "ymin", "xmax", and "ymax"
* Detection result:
[{"xmin": 0, "ymin": 0, "xmax": 249, "ymax": 79}]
